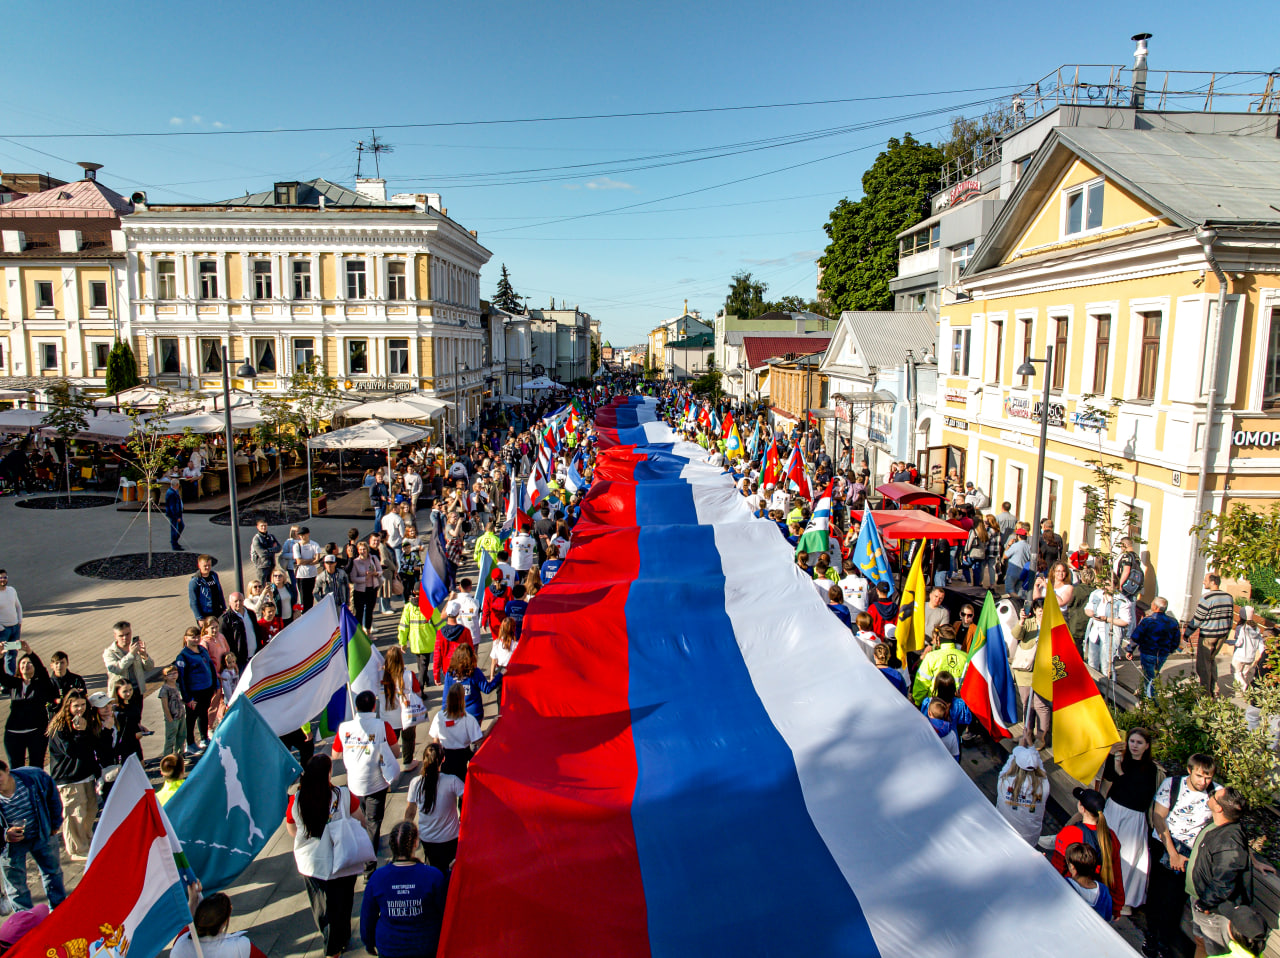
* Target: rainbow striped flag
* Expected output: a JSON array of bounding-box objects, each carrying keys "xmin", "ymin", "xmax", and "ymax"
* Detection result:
[{"xmin": 231, "ymin": 595, "xmax": 348, "ymax": 737}]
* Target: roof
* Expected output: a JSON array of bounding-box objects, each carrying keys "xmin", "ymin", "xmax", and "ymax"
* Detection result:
[
  {"xmin": 743, "ymin": 334, "xmax": 830, "ymax": 370},
  {"xmin": 0, "ymin": 217, "xmax": 120, "ymax": 259},
  {"xmin": 212, "ymin": 178, "xmax": 403, "ymax": 208},
  {"xmin": 968, "ymin": 125, "xmax": 1280, "ymax": 275},
  {"xmin": 837, "ymin": 312, "xmax": 938, "ymax": 369},
  {"xmin": 0, "ymin": 178, "xmax": 132, "ymax": 219},
  {"xmin": 666, "ymin": 332, "xmax": 713, "ymax": 349}
]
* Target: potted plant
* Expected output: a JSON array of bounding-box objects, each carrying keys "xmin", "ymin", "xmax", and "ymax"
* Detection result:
[{"xmin": 310, "ymin": 484, "xmax": 327, "ymax": 515}]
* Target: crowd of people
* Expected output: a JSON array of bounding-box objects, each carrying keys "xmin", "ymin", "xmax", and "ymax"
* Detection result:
[{"xmin": 0, "ymin": 378, "xmax": 1273, "ymax": 958}]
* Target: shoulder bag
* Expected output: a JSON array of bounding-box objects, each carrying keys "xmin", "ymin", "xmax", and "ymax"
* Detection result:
[{"xmin": 326, "ymin": 787, "xmax": 376, "ymax": 876}]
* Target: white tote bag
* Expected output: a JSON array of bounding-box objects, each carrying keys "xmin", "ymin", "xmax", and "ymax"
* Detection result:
[
  {"xmin": 326, "ymin": 788, "xmax": 376, "ymax": 876},
  {"xmin": 399, "ymin": 689, "xmax": 428, "ymax": 728}
]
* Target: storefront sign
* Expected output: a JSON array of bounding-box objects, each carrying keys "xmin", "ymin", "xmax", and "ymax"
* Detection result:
[
  {"xmin": 344, "ymin": 378, "xmax": 417, "ymax": 393},
  {"xmin": 944, "ymin": 389, "xmax": 968, "ymax": 405},
  {"xmin": 1033, "ymin": 401, "xmax": 1066, "ymax": 428},
  {"xmin": 1070, "ymin": 410, "xmax": 1106, "ymax": 432},
  {"xmin": 1004, "ymin": 396, "xmax": 1065, "ymax": 427},
  {"xmin": 1232, "ymin": 430, "xmax": 1280, "ymax": 448},
  {"xmin": 943, "ymin": 416, "xmax": 969, "ymax": 431},
  {"xmin": 946, "ymin": 179, "xmax": 982, "ymax": 207}
]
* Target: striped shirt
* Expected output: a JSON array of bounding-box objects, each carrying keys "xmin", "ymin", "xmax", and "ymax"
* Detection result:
[
  {"xmin": 1192, "ymin": 590, "xmax": 1235, "ymax": 640},
  {"xmin": 0, "ymin": 778, "xmax": 37, "ymax": 835}
]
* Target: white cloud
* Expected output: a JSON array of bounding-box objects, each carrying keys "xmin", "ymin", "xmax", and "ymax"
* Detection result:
[
  {"xmin": 585, "ymin": 177, "xmax": 635, "ymax": 191},
  {"xmin": 169, "ymin": 117, "xmax": 183, "ymax": 126},
  {"xmin": 212, "ymin": 121, "xmax": 224, "ymax": 128},
  {"xmin": 191, "ymin": 115, "xmax": 202, "ymax": 124}
]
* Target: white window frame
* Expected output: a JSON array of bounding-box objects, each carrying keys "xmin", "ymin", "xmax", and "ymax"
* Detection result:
[
  {"xmin": 156, "ymin": 337, "xmax": 182, "ymax": 376},
  {"xmin": 1060, "ymin": 176, "xmax": 1105, "ymax": 238},
  {"xmin": 346, "ymin": 338, "xmax": 369, "ymax": 375},
  {"xmin": 1125, "ymin": 298, "xmax": 1169, "ymax": 403},
  {"xmin": 88, "ymin": 280, "xmax": 110, "ymax": 311},
  {"xmin": 87, "ymin": 338, "xmax": 113, "ymax": 374},
  {"xmin": 387, "ymin": 261, "xmax": 407, "ymax": 301},
  {"xmin": 985, "ymin": 311, "xmax": 1007, "ymax": 385},
  {"xmin": 34, "ymin": 281, "xmax": 55, "ymax": 311},
  {"xmin": 292, "ymin": 337, "xmax": 315, "ymax": 373},
  {"xmin": 252, "ymin": 259, "xmax": 273, "ymax": 301},
  {"xmin": 197, "ymin": 259, "xmax": 219, "ymax": 300},
  {"xmin": 291, "ymin": 259, "xmax": 312, "ymax": 300},
  {"xmin": 387, "ymin": 338, "xmax": 410, "ymax": 375},
  {"xmin": 198, "ymin": 337, "xmax": 224, "ymax": 375},
  {"xmin": 950, "ymin": 327, "xmax": 971, "ymax": 376},
  {"xmin": 35, "ymin": 339, "xmax": 61, "ymax": 373},
  {"xmin": 250, "ymin": 337, "xmax": 278, "ymax": 375},
  {"xmin": 1249, "ymin": 291, "xmax": 1280, "ymax": 410},
  {"xmin": 155, "ymin": 259, "xmax": 177, "ymax": 300},
  {"xmin": 1047, "ymin": 308, "xmax": 1072, "ymax": 395},
  {"xmin": 1081, "ymin": 303, "xmax": 1118, "ymax": 398},
  {"xmin": 1015, "ymin": 309, "xmax": 1037, "ymax": 388},
  {"xmin": 346, "ymin": 260, "xmax": 367, "ymax": 300},
  {"xmin": 950, "ymin": 240, "xmax": 975, "ymax": 284}
]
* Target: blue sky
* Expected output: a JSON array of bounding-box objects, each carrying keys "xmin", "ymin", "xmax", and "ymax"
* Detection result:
[{"xmin": 4, "ymin": 0, "xmax": 1276, "ymax": 345}]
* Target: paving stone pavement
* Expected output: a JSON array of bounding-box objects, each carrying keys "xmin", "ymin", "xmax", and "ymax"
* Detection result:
[{"xmin": 0, "ymin": 492, "xmax": 494, "ymax": 957}]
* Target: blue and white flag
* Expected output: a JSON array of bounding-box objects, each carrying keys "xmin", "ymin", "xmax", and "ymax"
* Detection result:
[
  {"xmin": 564, "ymin": 452, "xmax": 588, "ymax": 495},
  {"xmin": 745, "ymin": 420, "xmax": 761, "ymax": 458},
  {"xmin": 475, "ymin": 547, "xmax": 496, "ymax": 632},
  {"xmin": 853, "ymin": 509, "xmax": 895, "ymax": 597},
  {"xmin": 165, "ymin": 696, "xmax": 303, "ymax": 893}
]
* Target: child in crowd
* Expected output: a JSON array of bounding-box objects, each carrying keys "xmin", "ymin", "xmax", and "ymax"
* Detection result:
[
  {"xmin": 926, "ymin": 698, "xmax": 959, "ymax": 761},
  {"xmin": 155, "ymin": 752, "xmax": 186, "ymax": 806},
  {"xmin": 220, "ymin": 653, "xmax": 240, "ymax": 701},
  {"xmin": 47, "ymin": 650, "xmax": 86, "ymax": 715},
  {"xmin": 852, "ymin": 612, "xmax": 880, "ymax": 662},
  {"xmin": 1228, "ymin": 606, "xmax": 1266, "ymax": 691},
  {"xmin": 159, "ymin": 666, "xmax": 187, "ymax": 758},
  {"xmin": 257, "ymin": 601, "xmax": 285, "ymax": 643},
  {"xmin": 1064, "ymin": 843, "xmax": 1113, "ymax": 921}
]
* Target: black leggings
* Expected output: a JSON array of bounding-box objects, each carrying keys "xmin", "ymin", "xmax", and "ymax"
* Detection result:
[
  {"xmin": 303, "ymin": 874, "xmax": 357, "ymax": 957},
  {"xmin": 353, "ymin": 590, "xmax": 377, "ymax": 631},
  {"xmin": 186, "ymin": 686, "xmax": 215, "ymax": 745},
  {"xmin": 421, "ymin": 838, "xmax": 458, "ymax": 873},
  {"xmin": 4, "ymin": 729, "xmax": 46, "ymax": 770},
  {"xmin": 297, "ymin": 577, "xmax": 316, "ymax": 612}
]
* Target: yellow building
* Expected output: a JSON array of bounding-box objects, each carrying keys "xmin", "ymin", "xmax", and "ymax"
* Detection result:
[
  {"xmin": 122, "ymin": 177, "xmax": 492, "ymax": 431},
  {"xmin": 0, "ymin": 166, "xmax": 131, "ymax": 391},
  {"xmin": 942, "ymin": 120, "xmax": 1280, "ymax": 617}
]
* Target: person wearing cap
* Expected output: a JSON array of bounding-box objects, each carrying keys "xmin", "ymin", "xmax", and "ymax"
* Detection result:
[
  {"xmin": 313, "ymin": 555, "xmax": 351, "ymax": 611},
  {"xmin": 993, "ymin": 728, "xmax": 1048, "ymax": 844},
  {"xmin": 1188, "ymin": 787, "xmax": 1254, "ymax": 957},
  {"xmin": 1003, "ymin": 525, "xmax": 1034, "ymax": 600},
  {"xmin": 1215, "ymin": 903, "xmax": 1267, "ymax": 958},
  {"xmin": 0, "ymin": 903, "xmax": 50, "ymax": 952},
  {"xmin": 1051, "ymin": 787, "xmax": 1125, "ymax": 919},
  {"xmin": 0, "ymin": 759, "xmax": 64, "ymax": 909}
]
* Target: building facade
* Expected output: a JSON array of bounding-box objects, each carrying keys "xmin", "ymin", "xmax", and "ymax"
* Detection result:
[
  {"xmin": 647, "ymin": 309, "xmax": 710, "ymax": 379},
  {"xmin": 120, "ymin": 177, "xmax": 492, "ymax": 429},
  {"xmin": 524, "ymin": 303, "xmax": 593, "ymax": 384},
  {"xmin": 0, "ymin": 166, "xmax": 131, "ymax": 392}
]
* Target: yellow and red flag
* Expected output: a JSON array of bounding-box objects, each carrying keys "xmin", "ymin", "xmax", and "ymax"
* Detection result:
[
  {"xmin": 761, "ymin": 436, "xmax": 782, "ymax": 487},
  {"xmin": 1032, "ymin": 587, "xmax": 1121, "ymax": 783}
]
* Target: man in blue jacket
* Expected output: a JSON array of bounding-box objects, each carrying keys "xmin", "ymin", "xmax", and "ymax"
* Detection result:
[
  {"xmin": 165, "ymin": 477, "xmax": 185, "ymax": 550},
  {"xmin": 0, "ymin": 759, "xmax": 65, "ymax": 908},
  {"xmin": 188, "ymin": 554, "xmax": 227, "ymax": 622}
]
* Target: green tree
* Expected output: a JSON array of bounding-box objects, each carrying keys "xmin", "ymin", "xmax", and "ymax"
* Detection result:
[
  {"xmin": 1190, "ymin": 502, "xmax": 1280, "ymax": 596},
  {"xmin": 104, "ymin": 341, "xmax": 140, "ymax": 395},
  {"xmin": 120, "ymin": 398, "xmax": 200, "ymax": 565},
  {"xmin": 40, "ymin": 380, "xmax": 93, "ymax": 495},
  {"xmin": 724, "ymin": 271, "xmax": 768, "ymax": 319},
  {"xmin": 761, "ymin": 295, "xmax": 831, "ymax": 317},
  {"xmin": 493, "ymin": 264, "xmax": 523, "ymax": 314},
  {"xmin": 818, "ymin": 134, "xmax": 945, "ymax": 312},
  {"xmin": 939, "ymin": 105, "xmax": 1015, "ymax": 167},
  {"xmin": 590, "ymin": 338, "xmax": 600, "ymax": 374}
]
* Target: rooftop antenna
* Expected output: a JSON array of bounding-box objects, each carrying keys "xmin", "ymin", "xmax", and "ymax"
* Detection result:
[{"xmin": 356, "ymin": 129, "xmax": 395, "ymax": 179}]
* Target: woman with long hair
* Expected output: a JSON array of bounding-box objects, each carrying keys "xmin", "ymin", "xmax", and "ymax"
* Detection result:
[
  {"xmin": 402, "ymin": 743, "xmax": 465, "ymax": 872},
  {"xmin": 360, "ymin": 821, "xmax": 447, "ymax": 958},
  {"xmin": 46, "ymin": 689, "xmax": 105, "ymax": 859},
  {"xmin": 963, "ymin": 519, "xmax": 989, "ymax": 586},
  {"xmin": 428, "ymin": 684, "xmax": 482, "ymax": 781},
  {"xmin": 109, "ymin": 678, "xmax": 145, "ymax": 763},
  {"xmin": 351, "ymin": 541, "xmax": 380, "ymax": 631},
  {"xmin": 489, "ymin": 617, "xmax": 519, "ymax": 679},
  {"xmin": 0, "ymin": 645, "xmax": 56, "ymax": 768},
  {"xmin": 442, "ymin": 644, "xmax": 501, "ymax": 724},
  {"xmin": 1099, "ymin": 727, "xmax": 1160, "ymax": 913},
  {"xmin": 198, "ymin": 616, "xmax": 230, "ymax": 674},
  {"xmin": 381, "ymin": 646, "xmax": 422, "ymax": 771},
  {"xmin": 1052, "ymin": 787, "xmax": 1125, "ymax": 919},
  {"xmin": 522, "ymin": 565, "xmax": 542, "ymax": 599},
  {"xmin": 284, "ymin": 755, "xmax": 367, "ymax": 958},
  {"xmin": 983, "ymin": 514, "xmax": 1003, "ymax": 587},
  {"xmin": 994, "ymin": 729, "xmax": 1049, "ymax": 844},
  {"xmin": 176, "ymin": 625, "xmax": 217, "ymax": 753}
]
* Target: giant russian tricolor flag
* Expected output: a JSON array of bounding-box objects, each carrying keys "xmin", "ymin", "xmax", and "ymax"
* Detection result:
[{"xmin": 438, "ymin": 396, "xmax": 1132, "ymax": 958}]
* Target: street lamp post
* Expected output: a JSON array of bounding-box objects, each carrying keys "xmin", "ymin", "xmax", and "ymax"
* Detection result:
[
  {"xmin": 1015, "ymin": 345, "xmax": 1054, "ymax": 563},
  {"xmin": 220, "ymin": 345, "xmax": 257, "ymax": 595}
]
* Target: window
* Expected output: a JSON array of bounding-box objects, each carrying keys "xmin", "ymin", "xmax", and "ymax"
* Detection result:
[
  {"xmin": 1021, "ymin": 319, "xmax": 1033, "ymax": 386},
  {"xmin": 198, "ymin": 260, "xmax": 218, "ymax": 300},
  {"xmin": 158, "ymin": 338, "xmax": 180, "ymax": 375},
  {"xmin": 40, "ymin": 342, "xmax": 58, "ymax": 370},
  {"xmin": 346, "ymin": 259, "xmax": 367, "ymax": 299},
  {"xmin": 156, "ymin": 260, "xmax": 176, "ymax": 299},
  {"xmin": 950, "ymin": 241, "xmax": 975, "ymax": 283},
  {"xmin": 1137, "ymin": 311, "xmax": 1162, "ymax": 401},
  {"xmin": 0, "ymin": 343, "xmax": 5, "ymax": 368},
  {"xmin": 387, "ymin": 261, "xmax": 406, "ymax": 300},
  {"xmin": 199, "ymin": 338, "xmax": 223, "ymax": 374},
  {"xmin": 951, "ymin": 328, "xmax": 971, "ymax": 376},
  {"xmin": 904, "ymin": 291, "xmax": 927, "ymax": 311},
  {"xmin": 1010, "ymin": 465, "xmax": 1025, "ymax": 516},
  {"xmin": 347, "ymin": 339, "xmax": 368, "ymax": 374},
  {"xmin": 989, "ymin": 320, "xmax": 1004, "ymax": 383},
  {"xmin": 89, "ymin": 281, "xmax": 108, "ymax": 309},
  {"xmin": 1051, "ymin": 318, "xmax": 1068, "ymax": 391},
  {"xmin": 292, "ymin": 260, "xmax": 312, "ymax": 299},
  {"xmin": 273, "ymin": 182, "xmax": 297, "ymax": 205},
  {"xmin": 1264, "ymin": 308, "xmax": 1280, "ymax": 408},
  {"xmin": 252, "ymin": 260, "xmax": 272, "ymax": 300},
  {"xmin": 91, "ymin": 342, "xmax": 111, "ymax": 371},
  {"xmin": 899, "ymin": 224, "xmax": 940, "ymax": 257},
  {"xmin": 388, "ymin": 338, "xmax": 409, "ymax": 375},
  {"xmin": 1064, "ymin": 179, "xmax": 1104, "ymax": 235},
  {"xmin": 292, "ymin": 337, "xmax": 315, "ymax": 371},
  {"xmin": 1013, "ymin": 155, "xmax": 1032, "ymax": 184},
  {"xmin": 1045, "ymin": 478, "xmax": 1059, "ymax": 528},
  {"xmin": 251, "ymin": 338, "xmax": 277, "ymax": 374},
  {"xmin": 35, "ymin": 282, "xmax": 53, "ymax": 309},
  {"xmin": 1092, "ymin": 315, "xmax": 1111, "ymax": 394}
]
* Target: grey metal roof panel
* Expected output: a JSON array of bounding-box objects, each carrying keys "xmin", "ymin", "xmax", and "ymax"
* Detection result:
[
  {"xmin": 214, "ymin": 178, "xmax": 400, "ymax": 208},
  {"xmin": 839, "ymin": 311, "xmax": 939, "ymax": 369}
]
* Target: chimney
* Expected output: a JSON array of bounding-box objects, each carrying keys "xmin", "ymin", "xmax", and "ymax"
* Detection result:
[
  {"xmin": 319, "ymin": 195, "xmax": 327, "ymax": 211},
  {"xmin": 794, "ymin": 315, "xmax": 806, "ymax": 334},
  {"xmin": 354, "ymin": 177, "xmax": 387, "ymax": 201},
  {"xmin": 77, "ymin": 161, "xmax": 103, "ymax": 181},
  {"xmin": 424, "ymin": 193, "xmax": 442, "ymax": 212},
  {"xmin": 1130, "ymin": 33, "xmax": 1152, "ymax": 109},
  {"xmin": 1, "ymin": 230, "xmax": 25, "ymax": 253},
  {"xmin": 59, "ymin": 230, "xmax": 83, "ymax": 253}
]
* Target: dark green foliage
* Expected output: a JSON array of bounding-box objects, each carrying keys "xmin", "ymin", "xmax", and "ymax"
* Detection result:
[{"xmin": 104, "ymin": 341, "xmax": 140, "ymax": 394}]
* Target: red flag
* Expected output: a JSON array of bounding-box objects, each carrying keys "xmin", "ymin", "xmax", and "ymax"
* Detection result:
[
  {"xmin": 784, "ymin": 444, "xmax": 812, "ymax": 499},
  {"xmin": 762, "ymin": 437, "xmax": 782, "ymax": 488},
  {"xmin": 721, "ymin": 411, "xmax": 735, "ymax": 440}
]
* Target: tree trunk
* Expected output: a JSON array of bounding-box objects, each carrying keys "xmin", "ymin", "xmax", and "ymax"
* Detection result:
[{"xmin": 145, "ymin": 482, "xmax": 154, "ymax": 567}]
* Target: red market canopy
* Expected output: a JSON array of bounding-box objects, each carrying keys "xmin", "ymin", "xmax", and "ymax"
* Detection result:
[
  {"xmin": 851, "ymin": 509, "xmax": 969, "ymax": 542},
  {"xmin": 875, "ymin": 482, "xmax": 947, "ymax": 509}
]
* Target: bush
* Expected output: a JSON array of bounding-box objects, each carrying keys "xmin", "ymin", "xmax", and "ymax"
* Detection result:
[{"xmin": 1249, "ymin": 565, "xmax": 1280, "ymax": 609}]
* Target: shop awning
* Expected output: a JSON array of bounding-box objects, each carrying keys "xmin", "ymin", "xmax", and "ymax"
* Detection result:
[
  {"xmin": 0, "ymin": 408, "xmax": 48, "ymax": 433},
  {"xmin": 850, "ymin": 509, "xmax": 968, "ymax": 542}
]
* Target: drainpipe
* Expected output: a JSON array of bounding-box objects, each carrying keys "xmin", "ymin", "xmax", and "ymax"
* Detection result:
[{"xmin": 1182, "ymin": 226, "xmax": 1229, "ymax": 619}]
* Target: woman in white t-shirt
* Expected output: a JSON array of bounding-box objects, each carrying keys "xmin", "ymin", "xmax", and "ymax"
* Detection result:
[
  {"xmin": 381, "ymin": 646, "xmax": 423, "ymax": 772},
  {"xmin": 994, "ymin": 730, "xmax": 1049, "ymax": 845},
  {"xmin": 489, "ymin": 618, "xmax": 519, "ymax": 675},
  {"xmin": 1229, "ymin": 606, "xmax": 1265, "ymax": 690},
  {"xmin": 170, "ymin": 892, "xmax": 260, "ymax": 958},
  {"xmin": 403, "ymin": 742, "xmax": 466, "ymax": 872},
  {"xmin": 428, "ymin": 684, "xmax": 483, "ymax": 780}
]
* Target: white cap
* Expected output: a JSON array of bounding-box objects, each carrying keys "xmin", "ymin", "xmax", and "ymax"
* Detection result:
[{"xmin": 1012, "ymin": 745, "xmax": 1042, "ymax": 770}]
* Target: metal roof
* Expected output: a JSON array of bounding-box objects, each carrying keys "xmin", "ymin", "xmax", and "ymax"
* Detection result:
[
  {"xmin": 837, "ymin": 312, "xmax": 939, "ymax": 370},
  {"xmin": 742, "ymin": 334, "xmax": 831, "ymax": 370},
  {"xmin": 213, "ymin": 178, "xmax": 402, "ymax": 208},
  {"xmin": 665, "ymin": 332, "xmax": 714, "ymax": 349},
  {"xmin": 0, "ymin": 178, "xmax": 132, "ymax": 218}
]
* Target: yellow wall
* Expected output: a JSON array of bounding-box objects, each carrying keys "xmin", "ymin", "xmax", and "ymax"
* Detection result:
[
  {"xmin": 76, "ymin": 267, "xmax": 115, "ymax": 315},
  {"xmin": 319, "ymin": 253, "xmax": 337, "ymax": 300},
  {"xmin": 417, "ymin": 254, "xmax": 431, "ymax": 301},
  {"xmin": 226, "ymin": 254, "xmax": 244, "ymax": 300},
  {"xmin": 24, "ymin": 267, "xmax": 65, "ymax": 315}
]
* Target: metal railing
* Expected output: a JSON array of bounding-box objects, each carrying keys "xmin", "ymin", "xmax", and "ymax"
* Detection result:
[{"xmin": 941, "ymin": 64, "xmax": 1280, "ymax": 188}]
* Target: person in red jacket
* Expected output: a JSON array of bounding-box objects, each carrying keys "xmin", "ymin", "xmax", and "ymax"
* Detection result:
[
  {"xmin": 482, "ymin": 580, "xmax": 510, "ymax": 637},
  {"xmin": 1051, "ymin": 787, "xmax": 1125, "ymax": 919},
  {"xmin": 431, "ymin": 612, "xmax": 474, "ymax": 684},
  {"xmin": 866, "ymin": 581, "xmax": 898, "ymax": 638}
]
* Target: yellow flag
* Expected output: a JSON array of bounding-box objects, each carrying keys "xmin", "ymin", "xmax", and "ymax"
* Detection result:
[
  {"xmin": 1032, "ymin": 585, "xmax": 1120, "ymax": 783},
  {"xmin": 895, "ymin": 542, "xmax": 928, "ymax": 661},
  {"xmin": 726, "ymin": 421, "xmax": 744, "ymax": 459}
]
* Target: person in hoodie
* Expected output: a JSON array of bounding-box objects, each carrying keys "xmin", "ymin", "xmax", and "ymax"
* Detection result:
[
  {"xmin": 866, "ymin": 581, "xmax": 899, "ymax": 638},
  {"xmin": 502, "ymin": 583, "xmax": 530, "ymax": 640},
  {"xmin": 431, "ymin": 611, "xmax": 475, "ymax": 685},
  {"xmin": 926, "ymin": 698, "xmax": 959, "ymax": 761},
  {"xmin": 825, "ymin": 584, "xmax": 853, "ymax": 630},
  {"xmin": 360, "ymin": 822, "xmax": 447, "ymax": 958},
  {"xmin": 873, "ymin": 643, "xmax": 910, "ymax": 697},
  {"xmin": 441, "ymin": 644, "xmax": 502, "ymax": 723},
  {"xmin": 46, "ymin": 651, "xmax": 86, "ymax": 718}
]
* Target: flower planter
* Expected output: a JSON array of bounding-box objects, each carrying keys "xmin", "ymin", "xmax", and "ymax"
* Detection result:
[{"xmin": 311, "ymin": 494, "xmax": 327, "ymax": 515}]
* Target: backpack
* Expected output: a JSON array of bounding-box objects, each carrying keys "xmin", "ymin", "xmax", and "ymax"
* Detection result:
[{"xmin": 1120, "ymin": 556, "xmax": 1144, "ymax": 597}]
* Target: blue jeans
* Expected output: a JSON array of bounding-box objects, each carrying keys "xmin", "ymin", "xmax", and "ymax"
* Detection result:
[
  {"xmin": 1004, "ymin": 565, "xmax": 1032, "ymax": 600},
  {"xmin": 168, "ymin": 515, "xmax": 184, "ymax": 548},
  {"xmin": 1139, "ymin": 652, "xmax": 1168, "ymax": 698},
  {"xmin": 932, "ymin": 569, "xmax": 950, "ymax": 589},
  {"xmin": 3, "ymin": 833, "xmax": 66, "ymax": 909},
  {"xmin": 372, "ymin": 504, "xmax": 385, "ymax": 534}
]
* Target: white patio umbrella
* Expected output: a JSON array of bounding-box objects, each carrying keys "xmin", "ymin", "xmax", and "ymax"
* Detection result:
[
  {"xmin": 343, "ymin": 396, "xmax": 451, "ymax": 420},
  {"xmin": 158, "ymin": 409, "xmax": 264, "ymax": 433},
  {"xmin": 304, "ymin": 418, "xmax": 431, "ymax": 518},
  {"xmin": 0, "ymin": 408, "xmax": 48, "ymax": 434},
  {"xmin": 93, "ymin": 385, "xmax": 186, "ymax": 410},
  {"xmin": 520, "ymin": 376, "xmax": 562, "ymax": 391},
  {"xmin": 39, "ymin": 412, "xmax": 139, "ymax": 443},
  {"xmin": 497, "ymin": 394, "xmax": 529, "ymax": 405}
]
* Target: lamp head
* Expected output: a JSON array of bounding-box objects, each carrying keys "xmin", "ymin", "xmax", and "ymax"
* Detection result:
[
  {"xmin": 1015, "ymin": 361, "xmax": 1037, "ymax": 378},
  {"xmin": 236, "ymin": 361, "xmax": 257, "ymax": 379}
]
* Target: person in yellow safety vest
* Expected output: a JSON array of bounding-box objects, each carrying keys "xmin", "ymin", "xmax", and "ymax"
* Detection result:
[
  {"xmin": 398, "ymin": 583, "xmax": 441, "ymax": 691},
  {"xmin": 912, "ymin": 623, "xmax": 970, "ymax": 705},
  {"xmin": 472, "ymin": 520, "xmax": 501, "ymax": 569},
  {"xmin": 1216, "ymin": 903, "xmax": 1266, "ymax": 958},
  {"xmin": 787, "ymin": 504, "xmax": 806, "ymax": 528}
]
